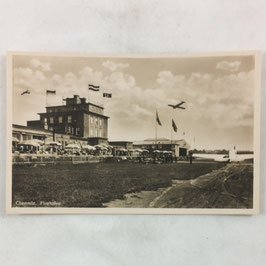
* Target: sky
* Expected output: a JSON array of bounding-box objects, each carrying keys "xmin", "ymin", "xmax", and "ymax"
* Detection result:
[{"xmin": 12, "ymin": 53, "xmax": 255, "ymax": 150}]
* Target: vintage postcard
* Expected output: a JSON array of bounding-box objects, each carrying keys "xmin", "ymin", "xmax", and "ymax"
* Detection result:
[{"xmin": 6, "ymin": 51, "xmax": 261, "ymax": 214}]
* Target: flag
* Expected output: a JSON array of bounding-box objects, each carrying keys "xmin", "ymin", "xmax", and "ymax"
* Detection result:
[
  {"xmin": 172, "ymin": 119, "xmax": 177, "ymax": 132},
  {"xmin": 88, "ymin": 84, "xmax": 100, "ymax": 91},
  {"xmin": 103, "ymin": 93, "xmax": 112, "ymax": 98},
  {"xmin": 46, "ymin": 90, "xmax": 56, "ymax": 95},
  {"xmin": 156, "ymin": 111, "xmax": 162, "ymax": 126}
]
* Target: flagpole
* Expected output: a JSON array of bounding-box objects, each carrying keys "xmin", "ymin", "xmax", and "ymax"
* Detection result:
[
  {"xmin": 155, "ymin": 110, "xmax": 157, "ymax": 149},
  {"xmin": 171, "ymin": 108, "xmax": 174, "ymax": 144},
  {"xmin": 88, "ymin": 84, "xmax": 90, "ymax": 103},
  {"xmin": 171, "ymin": 121, "xmax": 173, "ymax": 145}
]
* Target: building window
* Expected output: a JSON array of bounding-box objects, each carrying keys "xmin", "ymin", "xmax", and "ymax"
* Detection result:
[
  {"xmin": 67, "ymin": 126, "xmax": 72, "ymax": 134},
  {"xmin": 90, "ymin": 116, "xmax": 93, "ymax": 124},
  {"xmin": 99, "ymin": 119, "xmax": 102, "ymax": 127},
  {"xmin": 49, "ymin": 126, "xmax": 54, "ymax": 131},
  {"xmin": 58, "ymin": 116, "xmax": 63, "ymax": 123},
  {"xmin": 22, "ymin": 135, "xmax": 31, "ymax": 141},
  {"xmin": 50, "ymin": 117, "xmax": 54, "ymax": 124},
  {"xmin": 76, "ymin": 128, "xmax": 80, "ymax": 135},
  {"xmin": 67, "ymin": 115, "xmax": 72, "ymax": 123}
]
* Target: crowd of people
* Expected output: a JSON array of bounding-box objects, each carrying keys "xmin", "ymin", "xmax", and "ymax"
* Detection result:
[{"xmin": 12, "ymin": 139, "xmax": 192, "ymax": 163}]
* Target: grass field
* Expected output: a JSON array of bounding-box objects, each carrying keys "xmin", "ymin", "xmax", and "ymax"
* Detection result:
[
  {"xmin": 154, "ymin": 163, "xmax": 254, "ymax": 209},
  {"xmin": 12, "ymin": 162, "xmax": 226, "ymax": 207}
]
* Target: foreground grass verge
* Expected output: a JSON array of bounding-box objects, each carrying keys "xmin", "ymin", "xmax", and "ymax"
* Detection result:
[
  {"xmin": 154, "ymin": 164, "xmax": 253, "ymax": 209},
  {"xmin": 12, "ymin": 162, "xmax": 225, "ymax": 207}
]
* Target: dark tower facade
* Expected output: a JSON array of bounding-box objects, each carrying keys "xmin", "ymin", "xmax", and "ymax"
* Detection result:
[{"xmin": 27, "ymin": 95, "xmax": 109, "ymax": 144}]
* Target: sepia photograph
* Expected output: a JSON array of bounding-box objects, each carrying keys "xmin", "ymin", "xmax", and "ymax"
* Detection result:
[{"xmin": 6, "ymin": 51, "xmax": 261, "ymax": 214}]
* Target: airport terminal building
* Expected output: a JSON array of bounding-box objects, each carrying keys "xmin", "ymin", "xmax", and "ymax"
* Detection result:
[
  {"xmin": 133, "ymin": 138, "xmax": 190, "ymax": 157},
  {"xmin": 26, "ymin": 95, "xmax": 109, "ymax": 146}
]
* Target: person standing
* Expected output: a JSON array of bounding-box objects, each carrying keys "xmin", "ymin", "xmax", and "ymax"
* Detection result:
[{"xmin": 189, "ymin": 150, "xmax": 193, "ymax": 164}]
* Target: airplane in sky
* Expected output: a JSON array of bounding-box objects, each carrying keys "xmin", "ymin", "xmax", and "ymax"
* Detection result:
[
  {"xmin": 21, "ymin": 90, "xmax": 30, "ymax": 95},
  {"xmin": 168, "ymin": 101, "xmax": 186, "ymax": 109}
]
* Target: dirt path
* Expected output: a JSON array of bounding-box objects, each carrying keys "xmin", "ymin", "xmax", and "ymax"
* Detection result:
[{"xmin": 104, "ymin": 163, "xmax": 253, "ymax": 209}]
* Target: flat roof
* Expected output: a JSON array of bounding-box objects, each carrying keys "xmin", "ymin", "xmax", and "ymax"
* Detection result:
[
  {"xmin": 13, "ymin": 124, "xmax": 52, "ymax": 135},
  {"xmin": 133, "ymin": 139, "xmax": 189, "ymax": 146},
  {"xmin": 38, "ymin": 110, "xmax": 109, "ymax": 119},
  {"xmin": 45, "ymin": 101, "xmax": 104, "ymax": 109},
  {"xmin": 109, "ymin": 141, "xmax": 133, "ymax": 144}
]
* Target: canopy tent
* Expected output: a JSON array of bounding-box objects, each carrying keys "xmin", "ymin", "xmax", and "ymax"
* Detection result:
[
  {"xmin": 65, "ymin": 144, "xmax": 81, "ymax": 149},
  {"xmin": 116, "ymin": 148, "xmax": 127, "ymax": 152},
  {"xmin": 20, "ymin": 139, "xmax": 40, "ymax": 147},
  {"xmin": 100, "ymin": 144, "xmax": 108, "ymax": 148},
  {"xmin": 45, "ymin": 141, "xmax": 61, "ymax": 146},
  {"xmin": 141, "ymin": 149, "xmax": 149, "ymax": 153},
  {"xmin": 94, "ymin": 145, "xmax": 108, "ymax": 150},
  {"xmin": 12, "ymin": 137, "xmax": 20, "ymax": 143},
  {"xmin": 34, "ymin": 139, "xmax": 44, "ymax": 145},
  {"xmin": 128, "ymin": 148, "xmax": 137, "ymax": 152},
  {"xmin": 81, "ymin": 145, "xmax": 96, "ymax": 150}
]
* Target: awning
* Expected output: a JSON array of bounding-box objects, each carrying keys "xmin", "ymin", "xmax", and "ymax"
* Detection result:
[
  {"xmin": 20, "ymin": 139, "xmax": 40, "ymax": 147},
  {"xmin": 12, "ymin": 137, "xmax": 20, "ymax": 143},
  {"xmin": 65, "ymin": 144, "xmax": 81, "ymax": 149},
  {"xmin": 45, "ymin": 141, "xmax": 61, "ymax": 146},
  {"xmin": 116, "ymin": 148, "xmax": 127, "ymax": 152},
  {"xmin": 82, "ymin": 145, "xmax": 96, "ymax": 150},
  {"xmin": 94, "ymin": 145, "xmax": 108, "ymax": 150}
]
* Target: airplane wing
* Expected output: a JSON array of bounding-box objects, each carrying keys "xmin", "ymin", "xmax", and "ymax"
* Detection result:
[
  {"xmin": 176, "ymin": 101, "xmax": 185, "ymax": 107},
  {"xmin": 168, "ymin": 101, "xmax": 186, "ymax": 109}
]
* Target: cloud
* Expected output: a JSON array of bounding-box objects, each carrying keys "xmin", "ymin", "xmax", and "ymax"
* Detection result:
[
  {"xmin": 102, "ymin": 60, "xmax": 129, "ymax": 71},
  {"xmin": 216, "ymin": 61, "xmax": 241, "ymax": 72},
  {"xmin": 13, "ymin": 67, "xmax": 47, "ymax": 94},
  {"xmin": 154, "ymin": 69, "xmax": 254, "ymax": 129},
  {"xmin": 30, "ymin": 58, "xmax": 51, "ymax": 71},
  {"xmin": 13, "ymin": 60, "xmax": 255, "ymax": 149}
]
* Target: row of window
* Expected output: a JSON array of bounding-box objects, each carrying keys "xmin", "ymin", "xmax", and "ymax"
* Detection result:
[
  {"xmin": 48, "ymin": 126, "xmax": 81, "ymax": 136},
  {"xmin": 47, "ymin": 115, "xmax": 104, "ymax": 126},
  {"xmin": 90, "ymin": 116, "xmax": 102, "ymax": 126},
  {"xmin": 47, "ymin": 115, "xmax": 72, "ymax": 124},
  {"xmin": 47, "ymin": 106, "xmax": 84, "ymax": 113},
  {"xmin": 90, "ymin": 128, "xmax": 102, "ymax": 138},
  {"xmin": 66, "ymin": 126, "xmax": 81, "ymax": 135}
]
